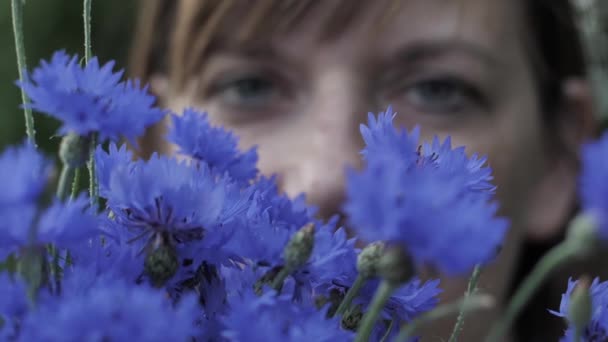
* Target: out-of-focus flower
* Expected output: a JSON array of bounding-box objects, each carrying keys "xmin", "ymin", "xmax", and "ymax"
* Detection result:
[
  {"xmin": 345, "ymin": 108, "xmax": 508, "ymax": 274},
  {"xmin": 18, "ymin": 279, "xmax": 200, "ymax": 342},
  {"xmin": 550, "ymin": 277, "xmax": 608, "ymax": 341},
  {"xmin": 579, "ymin": 132, "xmax": 608, "ymax": 239},
  {"xmin": 168, "ymin": 109, "xmax": 258, "ymax": 183},
  {"xmin": 222, "ymin": 290, "xmax": 353, "ymax": 342},
  {"xmin": 18, "ymin": 50, "xmax": 164, "ymax": 142}
]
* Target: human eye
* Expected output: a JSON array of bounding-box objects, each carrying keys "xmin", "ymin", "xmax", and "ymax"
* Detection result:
[
  {"xmin": 204, "ymin": 69, "xmax": 293, "ymax": 114},
  {"xmin": 387, "ymin": 76, "xmax": 487, "ymax": 115}
]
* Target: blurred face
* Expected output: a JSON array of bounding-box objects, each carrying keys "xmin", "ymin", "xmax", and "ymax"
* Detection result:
[{"xmin": 158, "ymin": 0, "xmax": 582, "ymax": 338}]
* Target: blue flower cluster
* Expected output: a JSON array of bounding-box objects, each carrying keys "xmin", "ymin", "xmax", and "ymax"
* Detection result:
[{"xmin": 1, "ymin": 52, "xmax": 464, "ymax": 341}]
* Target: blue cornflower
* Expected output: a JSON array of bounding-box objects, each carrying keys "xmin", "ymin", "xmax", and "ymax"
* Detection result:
[
  {"xmin": 0, "ymin": 274, "xmax": 28, "ymax": 340},
  {"xmin": 306, "ymin": 223, "xmax": 359, "ymax": 290},
  {"xmin": 168, "ymin": 108, "xmax": 258, "ymax": 183},
  {"xmin": 1, "ymin": 194, "xmax": 99, "ymax": 259},
  {"xmin": 550, "ymin": 277, "xmax": 608, "ymax": 341},
  {"xmin": 345, "ymin": 110, "xmax": 508, "ymax": 274},
  {"xmin": 18, "ymin": 280, "xmax": 200, "ymax": 342},
  {"xmin": 579, "ymin": 132, "xmax": 608, "ymax": 239},
  {"xmin": 359, "ymin": 106, "xmax": 420, "ymax": 166},
  {"xmin": 18, "ymin": 50, "xmax": 164, "ymax": 142},
  {"xmin": 96, "ymin": 144, "xmax": 250, "ymax": 267},
  {"xmin": 224, "ymin": 176, "xmax": 313, "ymax": 264},
  {"xmin": 222, "ymin": 290, "xmax": 353, "ymax": 342},
  {"xmin": 0, "ymin": 141, "xmax": 49, "ymax": 206}
]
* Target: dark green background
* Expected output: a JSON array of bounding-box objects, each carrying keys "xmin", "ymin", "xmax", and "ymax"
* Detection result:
[{"xmin": 0, "ymin": 0, "xmax": 135, "ymax": 154}]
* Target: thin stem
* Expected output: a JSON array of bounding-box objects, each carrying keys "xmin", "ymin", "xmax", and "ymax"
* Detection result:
[
  {"xmin": 87, "ymin": 133, "xmax": 98, "ymax": 209},
  {"xmin": 335, "ymin": 274, "xmax": 367, "ymax": 317},
  {"xmin": 83, "ymin": 0, "xmax": 93, "ymax": 62},
  {"xmin": 71, "ymin": 168, "xmax": 81, "ymax": 198},
  {"xmin": 485, "ymin": 241, "xmax": 581, "ymax": 342},
  {"xmin": 448, "ymin": 265, "xmax": 482, "ymax": 342},
  {"xmin": 56, "ymin": 165, "xmax": 74, "ymax": 200},
  {"xmin": 355, "ymin": 280, "xmax": 397, "ymax": 342},
  {"xmin": 396, "ymin": 294, "xmax": 495, "ymax": 342},
  {"xmin": 11, "ymin": 0, "xmax": 36, "ymax": 146}
]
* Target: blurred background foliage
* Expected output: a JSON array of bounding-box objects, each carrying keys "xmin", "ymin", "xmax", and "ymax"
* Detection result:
[
  {"xmin": 0, "ymin": 1, "xmax": 606, "ymax": 155},
  {"xmin": 0, "ymin": 0, "xmax": 135, "ymax": 155}
]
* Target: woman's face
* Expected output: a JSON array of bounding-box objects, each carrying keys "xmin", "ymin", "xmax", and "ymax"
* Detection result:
[{"xmin": 159, "ymin": 0, "xmax": 584, "ymax": 338}]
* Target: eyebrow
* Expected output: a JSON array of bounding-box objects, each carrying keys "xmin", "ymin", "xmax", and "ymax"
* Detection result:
[
  {"xmin": 389, "ymin": 39, "xmax": 503, "ymax": 69},
  {"xmin": 205, "ymin": 37, "xmax": 282, "ymax": 61}
]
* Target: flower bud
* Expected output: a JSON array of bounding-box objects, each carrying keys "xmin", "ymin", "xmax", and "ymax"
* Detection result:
[
  {"xmin": 357, "ymin": 241, "xmax": 385, "ymax": 278},
  {"xmin": 59, "ymin": 133, "xmax": 90, "ymax": 168},
  {"xmin": 144, "ymin": 234, "xmax": 179, "ymax": 287},
  {"xmin": 377, "ymin": 245, "xmax": 414, "ymax": 285},
  {"xmin": 283, "ymin": 223, "xmax": 315, "ymax": 270},
  {"xmin": 566, "ymin": 213, "xmax": 599, "ymax": 255},
  {"xmin": 568, "ymin": 277, "xmax": 592, "ymax": 335}
]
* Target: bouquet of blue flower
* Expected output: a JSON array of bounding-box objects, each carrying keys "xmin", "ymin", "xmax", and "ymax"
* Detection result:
[{"xmin": 3, "ymin": 1, "xmax": 608, "ymax": 341}]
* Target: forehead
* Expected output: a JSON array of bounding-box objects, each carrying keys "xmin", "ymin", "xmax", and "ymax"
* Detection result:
[{"xmin": 199, "ymin": 0, "xmax": 524, "ymax": 59}]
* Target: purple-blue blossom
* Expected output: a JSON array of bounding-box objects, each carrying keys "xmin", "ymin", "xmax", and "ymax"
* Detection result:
[
  {"xmin": 550, "ymin": 277, "xmax": 608, "ymax": 341},
  {"xmin": 345, "ymin": 109, "xmax": 508, "ymax": 275},
  {"xmin": 18, "ymin": 50, "xmax": 164, "ymax": 143},
  {"xmin": 223, "ymin": 290, "xmax": 353, "ymax": 342},
  {"xmin": 17, "ymin": 279, "xmax": 200, "ymax": 342},
  {"xmin": 579, "ymin": 132, "xmax": 608, "ymax": 239},
  {"xmin": 168, "ymin": 108, "xmax": 258, "ymax": 183}
]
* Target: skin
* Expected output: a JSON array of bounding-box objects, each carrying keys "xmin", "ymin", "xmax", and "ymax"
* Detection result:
[{"xmin": 153, "ymin": 0, "xmax": 595, "ymax": 339}]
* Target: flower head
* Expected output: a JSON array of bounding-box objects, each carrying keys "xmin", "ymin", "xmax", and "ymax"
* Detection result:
[
  {"xmin": 18, "ymin": 280, "xmax": 200, "ymax": 342},
  {"xmin": 222, "ymin": 290, "xmax": 353, "ymax": 342},
  {"xmin": 18, "ymin": 50, "xmax": 164, "ymax": 142},
  {"xmin": 0, "ymin": 141, "xmax": 49, "ymax": 206},
  {"xmin": 579, "ymin": 132, "xmax": 608, "ymax": 239},
  {"xmin": 345, "ymin": 109, "xmax": 508, "ymax": 274},
  {"xmin": 168, "ymin": 108, "xmax": 258, "ymax": 183},
  {"xmin": 550, "ymin": 277, "xmax": 608, "ymax": 341}
]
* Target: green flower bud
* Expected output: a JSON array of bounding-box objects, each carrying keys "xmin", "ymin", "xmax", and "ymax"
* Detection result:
[
  {"xmin": 377, "ymin": 246, "xmax": 414, "ymax": 285},
  {"xmin": 144, "ymin": 234, "xmax": 179, "ymax": 287},
  {"xmin": 566, "ymin": 213, "xmax": 599, "ymax": 256},
  {"xmin": 59, "ymin": 133, "xmax": 90, "ymax": 168},
  {"xmin": 357, "ymin": 241, "xmax": 386, "ymax": 278},
  {"xmin": 283, "ymin": 223, "xmax": 315, "ymax": 270},
  {"xmin": 568, "ymin": 277, "xmax": 592, "ymax": 335}
]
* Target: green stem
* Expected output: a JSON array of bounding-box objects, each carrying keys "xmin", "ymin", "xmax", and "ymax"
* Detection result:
[
  {"xmin": 485, "ymin": 241, "xmax": 581, "ymax": 342},
  {"xmin": 11, "ymin": 0, "xmax": 36, "ymax": 146},
  {"xmin": 448, "ymin": 265, "xmax": 482, "ymax": 342},
  {"xmin": 335, "ymin": 274, "xmax": 367, "ymax": 317},
  {"xmin": 355, "ymin": 280, "xmax": 397, "ymax": 342},
  {"xmin": 83, "ymin": 0, "xmax": 93, "ymax": 62},
  {"xmin": 56, "ymin": 165, "xmax": 74, "ymax": 200},
  {"xmin": 71, "ymin": 167, "xmax": 81, "ymax": 198},
  {"xmin": 87, "ymin": 133, "xmax": 98, "ymax": 209},
  {"xmin": 396, "ymin": 294, "xmax": 494, "ymax": 342},
  {"xmin": 271, "ymin": 267, "xmax": 291, "ymax": 292}
]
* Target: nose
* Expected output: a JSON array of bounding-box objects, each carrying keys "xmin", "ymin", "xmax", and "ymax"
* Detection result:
[{"xmin": 281, "ymin": 69, "xmax": 366, "ymax": 220}]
